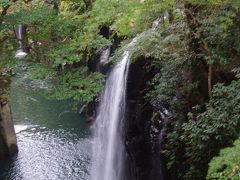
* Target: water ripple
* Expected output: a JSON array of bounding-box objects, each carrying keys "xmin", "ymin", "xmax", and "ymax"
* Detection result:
[{"xmin": 0, "ymin": 127, "xmax": 91, "ymax": 180}]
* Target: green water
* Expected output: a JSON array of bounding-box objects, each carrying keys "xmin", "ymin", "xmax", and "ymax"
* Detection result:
[{"xmin": 0, "ymin": 76, "xmax": 91, "ymax": 180}]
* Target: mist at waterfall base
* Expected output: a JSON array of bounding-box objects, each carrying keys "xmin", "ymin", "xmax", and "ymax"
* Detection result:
[{"xmin": 0, "ymin": 74, "xmax": 91, "ymax": 180}]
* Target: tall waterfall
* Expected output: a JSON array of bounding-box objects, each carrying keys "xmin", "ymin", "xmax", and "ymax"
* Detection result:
[{"xmin": 90, "ymin": 39, "xmax": 137, "ymax": 180}]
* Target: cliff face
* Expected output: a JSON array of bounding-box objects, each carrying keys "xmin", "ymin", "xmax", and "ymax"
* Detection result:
[
  {"xmin": 125, "ymin": 57, "xmax": 170, "ymax": 180},
  {"xmin": 0, "ymin": 102, "xmax": 18, "ymax": 158},
  {"xmin": 0, "ymin": 71, "xmax": 18, "ymax": 158}
]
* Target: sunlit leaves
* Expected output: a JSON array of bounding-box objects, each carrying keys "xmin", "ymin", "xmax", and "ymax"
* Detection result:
[
  {"xmin": 87, "ymin": 0, "xmax": 175, "ymax": 37},
  {"xmin": 28, "ymin": 63, "xmax": 54, "ymax": 79},
  {"xmin": 181, "ymin": 71, "xmax": 240, "ymax": 179},
  {"xmin": 48, "ymin": 40, "xmax": 83, "ymax": 68},
  {"xmin": 207, "ymin": 138, "xmax": 240, "ymax": 179},
  {"xmin": 51, "ymin": 68, "xmax": 104, "ymax": 103},
  {"xmin": 0, "ymin": 0, "xmax": 9, "ymax": 8}
]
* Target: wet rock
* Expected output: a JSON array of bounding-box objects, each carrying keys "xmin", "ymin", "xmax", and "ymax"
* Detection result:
[
  {"xmin": 0, "ymin": 102, "xmax": 18, "ymax": 158},
  {"xmin": 0, "ymin": 70, "xmax": 18, "ymax": 158},
  {"xmin": 124, "ymin": 56, "xmax": 173, "ymax": 180},
  {"xmin": 125, "ymin": 56, "xmax": 158, "ymax": 180}
]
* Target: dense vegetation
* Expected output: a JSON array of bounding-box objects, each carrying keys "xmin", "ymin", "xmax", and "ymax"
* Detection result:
[
  {"xmin": 1, "ymin": 0, "xmax": 240, "ymax": 179},
  {"xmin": 207, "ymin": 138, "xmax": 240, "ymax": 179}
]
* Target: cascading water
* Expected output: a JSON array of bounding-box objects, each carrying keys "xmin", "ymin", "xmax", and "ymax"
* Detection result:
[
  {"xmin": 90, "ymin": 39, "xmax": 137, "ymax": 180},
  {"xmin": 15, "ymin": 25, "xmax": 27, "ymax": 59},
  {"xmin": 100, "ymin": 47, "xmax": 111, "ymax": 65},
  {"xmin": 91, "ymin": 19, "xmax": 161, "ymax": 180}
]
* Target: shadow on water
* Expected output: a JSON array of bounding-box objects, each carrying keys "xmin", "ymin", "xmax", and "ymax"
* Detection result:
[{"xmin": 0, "ymin": 71, "xmax": 91, "ymax": 180}]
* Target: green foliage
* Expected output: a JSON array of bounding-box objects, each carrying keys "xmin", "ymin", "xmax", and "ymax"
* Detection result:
[
  {"xmin": 59, "ymin": 0, "xmax": 87, "ymax": 18},
  {"xmin": 189, "ymin": 0, "xmax": 240, "ymax": 8},
  {"xmin": 1, "ymin": 0, "xmax": 177, "ymax": 69},
  {"xmin": 200, "ymin": 5, "xmax": 240, "ymax": 65},
  {"xmin": 50, "ymin": 68, "xmax": 104, "ymax": 105},
  {"xmin": 0, "ymin": 72, "xmax": 11, "ymax": 102},
  {"xmin": 0, "ymin": 0, "xmax": 9, "ymax": 7},
  {"xmin": 179, "ymin": 69, "xmax": 240, "ymax": 179},
  {"xmin": 161, "ymin": 68, "xmax": 240, "ymax": 180},
  {"xmin": 28, "ymin": 63, "xmax": 54, "ymax": 79},
  {"xmin": 1, "ymin": 1, "xmax": 240, "ymax": 179},
  {"xmin": 0, "ymin": 48, "xmax": 16, "ymax": 68},
  {"xmin": 129, "ymin": 21, "xmax": 190, "ymax": 111},
  {"xmin": 7, "ymin": 6, "xmax": 57, "ymax": 26},
  {"xmin": 87, "ymin": 0, "xmax": 175, "ymax": 37},
  {"xmin": 47, "ymin": 40, "xmax": 83, "ymax": 67},
  {"xmin": 0, "ymin": 0, "xmax": 106, "ymax": 108},
  {"xmin": 207, "ymin": 138, "xmax": 240, "ymax": 180},
  {"xmin": 2, "ymin": 0, "xmax": 176, "ymax": 110},
  {"xmin": 154, "ymin": 3, "xmax": 240, "ymax": 179},
  {"xmin": 25, "ymin": 62, "xmax": 104, "ymax": 106}
]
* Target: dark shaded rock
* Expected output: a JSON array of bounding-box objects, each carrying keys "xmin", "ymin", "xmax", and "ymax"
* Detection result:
[
  {"xmin": 99, "ymin": 26, "xmax": 110, "ymax": 39},
  {"xmin": 0, "ymin": 102, "xmax": 18, "ymax": 159},
  {"xmin": 125, "ymin": 56, "xmax": 170, "ymax": 180},
  {"xmin": 0, "ymin": 71, "xmax": 18, "ymax": 159},
  {"xmin": 80, "ymin": 99, "xmax": 99, "ymax": 123}
]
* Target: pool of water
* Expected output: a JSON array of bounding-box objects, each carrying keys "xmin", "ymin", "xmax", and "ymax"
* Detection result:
[{"xmin": 0, "ymin": 75, "xmax": 91, "ymax": 180}]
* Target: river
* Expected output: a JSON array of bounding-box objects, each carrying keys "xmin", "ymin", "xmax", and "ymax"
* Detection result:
[{"xmin": 0, "ymin": 71, "xmax": 91, "ymax": 180}]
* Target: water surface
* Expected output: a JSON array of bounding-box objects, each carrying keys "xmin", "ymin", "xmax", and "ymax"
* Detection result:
[{"xmin": 0, "ymin": 75, "xmax": 91, "ymax": 180}]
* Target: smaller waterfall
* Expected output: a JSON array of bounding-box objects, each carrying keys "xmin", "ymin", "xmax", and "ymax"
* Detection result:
[
  {"xmin": 15, "ymin": 25, "xmax": 27, "ymax": 59},
  {"xmin": 100, "ymin": 47, "xmax": 111, "ymax": 65},
  {"xmin": 152, "ymin": 17, "xmax": 162, "ymax": 29}
]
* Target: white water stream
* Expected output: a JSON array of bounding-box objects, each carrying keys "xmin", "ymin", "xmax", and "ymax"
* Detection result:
[
  {"xmin": 90, "ymin": 40, "xmax": 137, "ymax": 180},
  {"xmin": 91, "ymin": 19, "xmax": 161, "ymax": 180}
]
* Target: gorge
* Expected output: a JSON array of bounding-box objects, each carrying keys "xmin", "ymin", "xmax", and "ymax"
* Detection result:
[{"xmin": 1, "ymin": 1, "xmax": 240, "ymax": 180}]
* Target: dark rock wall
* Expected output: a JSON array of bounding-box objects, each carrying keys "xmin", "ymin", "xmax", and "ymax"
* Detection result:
[
  {"xmin": 0, "ymin": 71, "xmax": 18, "ymax": 159},
  {"xmin": 125, "ymin": 57, "xmax": 166, "ymax": 180},
  {"xmin": 0, "ymin": 102, "xmax": 18, "ymax": 158}
]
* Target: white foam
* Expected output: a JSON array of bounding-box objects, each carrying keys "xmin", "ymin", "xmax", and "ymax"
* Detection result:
[
  {"xmin": 14, "ymin": 125, "xmax": 29, "ymax": 133},
  {"xmin": 15, "ymin": 51, "xmax": 27, "ymax": 59}
]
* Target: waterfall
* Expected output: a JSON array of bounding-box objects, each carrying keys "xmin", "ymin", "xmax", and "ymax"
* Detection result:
[
  {"xmin": 90, "ymin": 39, "xmax": 137, "ymax": 180},
  {"xmin": 100, "ymin": 47, "xmax": 111, "ymax": 65},
  {"xmin": 90, "ymin": 19, "xmax": 160, "ymax": 180},
  {"xmin": 15, "ymin": 25, "xmax": 27, "ymax": 59}
]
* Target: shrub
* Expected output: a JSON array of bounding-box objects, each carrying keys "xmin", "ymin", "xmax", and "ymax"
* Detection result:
[{"xmin": 207, "ymin": 138, "xmax": 240, "ymax": 180}]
